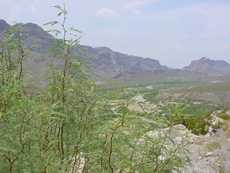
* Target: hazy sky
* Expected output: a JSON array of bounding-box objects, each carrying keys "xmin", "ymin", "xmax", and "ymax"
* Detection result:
[{"xmin": 0, "ymin": 0, "xmax": 230, "ymax": 67}]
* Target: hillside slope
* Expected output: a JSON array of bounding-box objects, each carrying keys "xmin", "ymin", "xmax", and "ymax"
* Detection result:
[
  {"xmin": 0, "ymin": 19, "xmax": 169, "ymax": 81},
  {"xmin": 0, "ymin": 19, "xmax": 230, "ymax": 86},
  {"xmin": 184, "ymin": 57, "xmax": 230, "ymax": 76}
]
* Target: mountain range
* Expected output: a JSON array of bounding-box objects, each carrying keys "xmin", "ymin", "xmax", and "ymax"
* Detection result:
[
  {"xmin": 184, "ymin": 57, "xmax": 230, "ymax": 76},
  {"xmin": 0, "ymin": 19, "xmax": 230, "ymax": 86}
]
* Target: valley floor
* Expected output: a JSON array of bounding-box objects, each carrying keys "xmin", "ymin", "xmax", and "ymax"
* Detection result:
[{"xmin": 106, "ymin": 82, "xmax": 230, "ymax": 173}]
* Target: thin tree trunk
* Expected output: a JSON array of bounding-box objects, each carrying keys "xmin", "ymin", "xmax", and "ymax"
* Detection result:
[{"xmin": 108, "ymin": 134, "xmax": 114, "ymax": 173}]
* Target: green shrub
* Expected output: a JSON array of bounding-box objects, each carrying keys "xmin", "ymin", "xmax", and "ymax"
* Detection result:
[
  {"xmin": 219, "ymin": 113, "xmax": 230, "ymax": 120},
  {"xmin": 165, "ymin": 103, "xmax": 211, "ymax": 135},
  {"xmin": 183, "ymin": 116, "xmax": 209, "ymax": 135},
  {"xmin": 143, "ymin": 89, "xmax": 159, "ymax": 103}
]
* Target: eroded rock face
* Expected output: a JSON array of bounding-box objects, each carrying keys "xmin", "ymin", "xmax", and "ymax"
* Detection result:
[
  {"xmin": 145, "ymin": 124, "xmax": 197, "ymax": 144},
  {"xmin": 208, "ymin": 111, "xmax": 224, "ymax": 130},
  {"xmin": 136, "ymin": 124, "xmax": 190, "ymax": 172},
  {"xmin": 178, "ymin": 110, "xmax": 230, "ymax": 173},
  {"xmin": 144, "ymin": 120, "xmax": 230, "ymax": 173},
  {"xmin": 128, "ymin": 95, "xmax": 158, "ymax": 113},
  {"xmin": 181, "ymin": 128, "xmax": 230, "ymax": 173},
  {"xmin": 184, "ymin": 57, "xmax": 230, "ymax": 76},
  {"xmin": 0, "ymin": 19, "xmax": 9, "ymax": 34},
  {"xmin": 226, "ymin": 110, "xmax": 230, "ymax": 116}
]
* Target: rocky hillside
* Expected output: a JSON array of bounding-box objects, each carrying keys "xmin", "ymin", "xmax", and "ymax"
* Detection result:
[
  {"xmin": 0, "ymin": 19, "xmax": 230, "ymax": 85},
  {"xmin": 184, "ymin": 57, "xmax": 230, "ymax": 76},
  {"xmin": 0, "ymin": 19, "xmax": 9, "ymax": 33},
  {"xmin": 74, "ymin": 46, "xmax": 168, "ymax": 80},
  {"xmin": 0, "ymin": 19, "xmax": 169, "ymax": 81}
]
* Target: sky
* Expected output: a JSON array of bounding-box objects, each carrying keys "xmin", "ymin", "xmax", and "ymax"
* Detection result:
[{"xmin": 0, "ymin": 0, "xmax": 230, "ymax": 68}]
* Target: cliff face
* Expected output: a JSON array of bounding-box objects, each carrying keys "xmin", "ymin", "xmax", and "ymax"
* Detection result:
[
  {"xmin": 0, "ymin": 19, "xmax": 10, "ymax": 37},
  {"xmin": 0, "ymin": 19, "xmax": 168, "ymax": 80},
  {"xmin": 0, "ymin": 19, "xmax": 229, "ymax": 85},
  {"xmin": 184, "ymin": 57, "xmax": 230, "ymax": 76}
]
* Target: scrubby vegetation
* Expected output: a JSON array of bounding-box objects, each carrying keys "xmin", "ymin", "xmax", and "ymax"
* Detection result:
[
  {"xmin": 219, "ymin": 113, "xmax": 230, "ymax": 120},
  {"xmin": 160, "ymin": 103, "xmax": 214, "ymax": 135},
  {"xmin": 206, "ymin": 142, "xmax": 221, "ymax": 152},
  {"xmin": 0, "ymin": 4, "xmax": 191, "ymax": 173}
]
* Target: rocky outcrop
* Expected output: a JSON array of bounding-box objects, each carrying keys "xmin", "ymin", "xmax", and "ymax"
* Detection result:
[
  {"xmin": 0, "ymin": 19, "xmax": 169, "ymax": 81},
  {"xmin": 184, "ymin": 57, "xmax": 230, "ymax": 76},
  {"xmin": 0, "ymin": 19, "xmax": 9, "ymax": 34}
]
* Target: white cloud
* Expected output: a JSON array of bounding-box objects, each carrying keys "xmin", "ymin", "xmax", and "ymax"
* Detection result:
[
  {"xmin": 125, "ymin": 0, "xmax": 159, "ymax": 10},
  {"xmin": 96, "ymin": 8, "xmax": 119, "ymax": 17}
]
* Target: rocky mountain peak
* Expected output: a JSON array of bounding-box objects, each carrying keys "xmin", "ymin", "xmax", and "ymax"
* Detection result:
[
  {"xmin": 11, "ymin": 22, "xmax": 55, "ymax": 52},
  {"xmin": 184, "ymin": 57, "xmax": 230, "ymax": 75},
  {"xmin": 1, "ymin": 19, "xmax": 230, "ymax": 83},
  {"xmin": 0, "ymin": 19, "xmax": 10, "ymax": 33}
]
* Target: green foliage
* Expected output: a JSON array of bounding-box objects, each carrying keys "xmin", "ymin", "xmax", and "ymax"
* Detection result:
[
  {"xmin": 143, "ymin": 89, "xmax": 159, "ymax": 103},
  {"xmin": 219, "ymin": 113, "xmax": 230, "ymax": 120},
  {"xmin": 161, "ymin": 103, "xmax": 211, "ymax": 135},
  {"xmin": 182, "ymin": 116, "xmax": 209, "ymax": 135},
  {"xmin": 0, "ymin": 3, "xmax": 188, "ymax": 173},
  {"xmin": 182, "ymin": 103, "xmax": 215, "ymax": 117}
]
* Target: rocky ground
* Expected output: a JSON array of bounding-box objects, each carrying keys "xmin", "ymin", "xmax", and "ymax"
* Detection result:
[
  {"xmin": 110, "ymin": 94, "xmax": 230, "ymax": 173},
  {"xmin": 182, "ymin": 128, "xmax": 230, "ymax": 173},
  {"xmin": 180, "ymin": 111, "xmax": 230, "ymax": 173}
]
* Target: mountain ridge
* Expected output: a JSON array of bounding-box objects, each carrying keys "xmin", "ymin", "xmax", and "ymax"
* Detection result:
[
  {"xmin": 0, "ymin": 19, "xmax": 170, "ymax": 80},
  {"xmin": 184, "ymin": 57, "xmax": 230, "ymax": 76},
  {"xmin": 0, "ymin": 19, "xmax": 230, "ymax": 85}
]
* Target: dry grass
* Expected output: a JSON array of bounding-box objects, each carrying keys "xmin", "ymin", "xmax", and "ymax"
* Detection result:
[
  {"xmin": 222, "ymin": 121, "xmax": 230, "ymax": 138},
  {"xmin": 206, "ymin": 142, "xmax": 221, "ymax": 152}
]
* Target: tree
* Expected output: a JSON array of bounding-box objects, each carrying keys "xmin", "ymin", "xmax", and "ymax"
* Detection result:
[{"xmin": 0, "ymin": 3, "xmax": 188, "ymax": 173}]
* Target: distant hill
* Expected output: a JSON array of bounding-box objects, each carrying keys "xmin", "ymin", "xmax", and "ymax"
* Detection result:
[
  {"xmin": 0, "ymin": 19, "xmax": 230, "ymax": 86},
  {"xmin": 184, "ymin": 57, "xmax": 230, "ymax": 76},
  {"xmin": 0, "ymin": 19, "xmax": 170, "ymax": 81},
  {"xmin": 74, "ymin": 46, "xmax": 169, "ymax": 80},
  {"xmin": 0, "ymin": 19, "xmax": 10, "ymax": 35}
]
